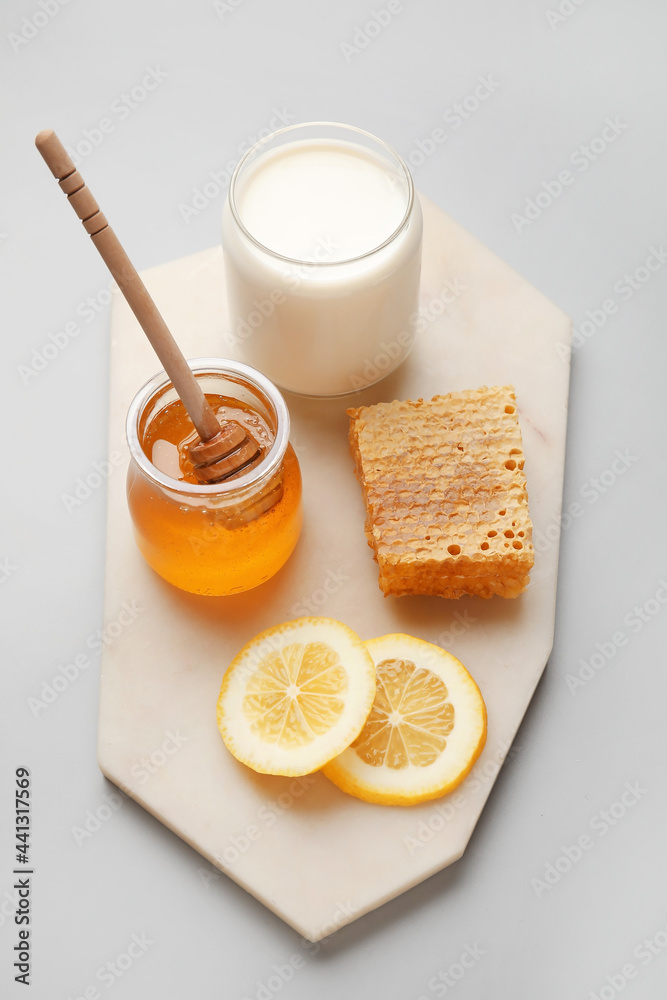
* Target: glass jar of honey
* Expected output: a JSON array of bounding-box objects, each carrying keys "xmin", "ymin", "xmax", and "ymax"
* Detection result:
[{"xmin": 126, "ymin": 359, "xmax": 302, "ymax": 596}]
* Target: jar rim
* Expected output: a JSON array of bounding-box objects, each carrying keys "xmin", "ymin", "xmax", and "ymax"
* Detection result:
[
  {"xmin": 228, "ymin": 121, "xmax": 415, "ymax": 267},
  {"xmin": 125, "ymin": 358, "xmax": 291, "ymax": 496}
]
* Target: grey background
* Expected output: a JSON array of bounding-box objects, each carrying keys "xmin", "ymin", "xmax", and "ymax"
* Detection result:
[{"xmin": 2, "ymin": 1, "xmax": 666, "ymax": 997}]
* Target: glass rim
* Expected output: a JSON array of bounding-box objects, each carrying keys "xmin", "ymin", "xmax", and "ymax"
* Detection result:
[
  {"xmin": 227, "ymin": 121, "xmax": 415, "ymax": 267},
  {"xmin": 125, "ymin": 358, "xmax": 291, "ymax": 496}
]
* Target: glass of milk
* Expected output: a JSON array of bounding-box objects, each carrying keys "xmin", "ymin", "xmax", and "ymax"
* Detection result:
[{"xmin": 221, "ymin": 122, "xmax": 423, "ymax": 396}]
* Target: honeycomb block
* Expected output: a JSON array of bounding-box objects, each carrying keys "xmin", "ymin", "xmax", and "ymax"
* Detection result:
[{"xmin": 348, "ymin": 386, "xmax": 534, "ymax": 598}]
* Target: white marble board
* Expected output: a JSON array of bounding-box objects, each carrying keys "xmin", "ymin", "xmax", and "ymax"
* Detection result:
[{"xmin": 97, "ymin": 195, "xmax": 572, "ymax": 941}]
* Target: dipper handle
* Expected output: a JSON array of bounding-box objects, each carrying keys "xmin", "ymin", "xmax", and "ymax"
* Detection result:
[{"xmin": 34, "ymin": 129, "xmax": 220, "ymax": 443}]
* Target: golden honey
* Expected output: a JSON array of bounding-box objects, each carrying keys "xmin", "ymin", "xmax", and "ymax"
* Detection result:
[{"xmin": 125, "ymin": 361, "xmax": 302, "ymax": 596}]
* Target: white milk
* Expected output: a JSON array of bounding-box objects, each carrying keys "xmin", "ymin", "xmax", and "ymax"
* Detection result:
[{"xmin": 222, "ymin": 137, "xmax": 422, "ymax": 395}]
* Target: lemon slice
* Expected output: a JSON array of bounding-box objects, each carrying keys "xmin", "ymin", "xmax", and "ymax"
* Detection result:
[
  {"xmin": 322, "ymin": 634, "xmax": 487, "ymax": 805},
  {"xmin": 217, "ymin": 617, "xmax": 376, "ymax": 776}
]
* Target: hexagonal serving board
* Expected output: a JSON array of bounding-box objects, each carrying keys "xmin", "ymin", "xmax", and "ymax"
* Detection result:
[{"xmin": 98, "ymin": 195, "xmax": 571, "ymax": 941}]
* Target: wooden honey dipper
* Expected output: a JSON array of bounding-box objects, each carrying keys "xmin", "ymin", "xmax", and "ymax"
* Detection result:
[{"xmin": 35, "ymin": 129, "xmax": 262, "ymax": 484}]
